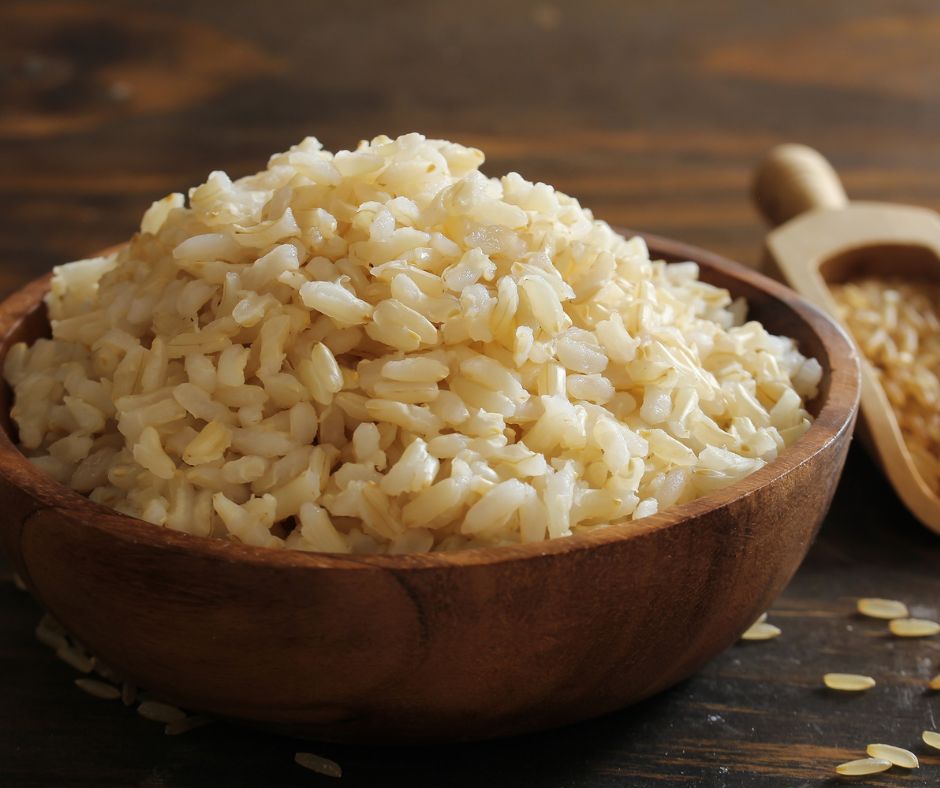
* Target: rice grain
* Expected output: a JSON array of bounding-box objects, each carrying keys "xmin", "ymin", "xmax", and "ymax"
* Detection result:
[
  {"xmin": 740, "ymin": 621, "xmax": 781, "ymax": 641},
  {"xmin": 822, "ymin": 673, "xmax": 876, "ymax": 692},
  {"xmin": 137, "ymin": 700, "xmax": 187, "ymax": 724},
  {"xmin": 857, "ymin": 597, "xmax": 909, "ymax": 620},
  {"xmin": 888, "ymin": 618, "xmax": 940, "ymax": 638},
  {"xmin": 923, "ymin": 730, "xmax": 940, "ymax": 751},
  {"xmin": 35, "ymin": 617, "xmax": 69, "ymax": 651},
  {"xmin": 865, "ymin": 743, "xmax": 918, "ymax": 769},
  {"xmin": 294, "ymin": 752, "xmax": 342, "ymax": 778},
  {"xmin": 75, "ymin": 678, "xmax": 121, "ymax": 701},
  {"xmin": 56, "ymin": 643, "xmax": 94, "ymax": 673},
  {"xmin": 834, "ymin": 758, "xmax": 892, "ymax": 776}
]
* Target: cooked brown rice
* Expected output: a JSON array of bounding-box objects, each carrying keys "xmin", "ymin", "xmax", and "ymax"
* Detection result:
[{"xmin": 4, "ymin": 134, "xmax": 820, "ymax": 553}]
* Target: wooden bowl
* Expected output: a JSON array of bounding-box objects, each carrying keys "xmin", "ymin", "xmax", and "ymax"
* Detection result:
[{"xmin": 0, "ymin": 235, "xmax": 860, "ymax": 744}]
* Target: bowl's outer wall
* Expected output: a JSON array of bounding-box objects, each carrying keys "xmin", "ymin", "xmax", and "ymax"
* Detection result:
[{"xmin": 0, "ymin": 239, "xmax": 859, "ymax": 743}]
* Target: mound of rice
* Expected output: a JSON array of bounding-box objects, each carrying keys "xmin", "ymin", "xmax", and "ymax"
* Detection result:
[{"xmin": 3, "ymin": 133, "xmax": 821, "ymax": 554}]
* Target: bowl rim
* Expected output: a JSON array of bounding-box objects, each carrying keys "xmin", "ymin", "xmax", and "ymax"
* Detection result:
[{"xmin": 0, "ymin": 232, "xmax": 860, "ymax": 571}]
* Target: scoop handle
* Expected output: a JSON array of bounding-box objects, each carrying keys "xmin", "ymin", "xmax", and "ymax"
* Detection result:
[{"xmin": 753, "ymin": 144, "xmax": 848, "ymax": 227}]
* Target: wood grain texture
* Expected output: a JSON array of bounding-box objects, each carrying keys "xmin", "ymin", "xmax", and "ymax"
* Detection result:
[{"xmin": 1, "ymin": 0, "xmax": 939, "ymax": 784}]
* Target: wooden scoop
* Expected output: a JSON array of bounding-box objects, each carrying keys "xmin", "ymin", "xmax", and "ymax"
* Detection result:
[{"xmin": 754, "ymin": 143, "xmax": 940, "ymax": 534}]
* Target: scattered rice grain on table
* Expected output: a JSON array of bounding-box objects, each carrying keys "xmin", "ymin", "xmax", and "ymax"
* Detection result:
[
  {"xmin": 740, "ymin": 621, "xmax": 781, "ymax": 641},
  {"xmin": 3, "ymin": 133, "xmax": 821, "ymax": 553},
  {"xmin": 35, "ymin": 618, "xmax": 69, "ymax": 651},
  {"xmin": 74, "ymin": 678, "xmax": 121, "ymax": 700},
  {"xmin": 137, "ymin": 700, "xmax": 187, "ymax": 724},
  {"xmin": 834, "ymin": 757, "xmax": 892, "ymax": 776},
  {"xmin": 856, "ymin": 597, "xmax": 908, "ymax": 620},
  {"xmin": 865, "ymin": 743, "xmax": 918, "ymax": 769},
  {"xmin": 32, "ymin": 612, "xmax": 215, "ymax": 739},
  {"xmin": 56, "ymin": 643, "xmax": 94, "ymax": 673},
  {"xmin": 823, "ymin": 673, "xmax": 875, "ymax": 691},
  {"xmin": 888, "ymin": 617, "xmax": 940, "ymax": 638},
  {"xmin": 294, "ymin": 752, "xmax": 343, "ymax": 778},
  {"xmin": 17, "ymin": 578, "xmax": 937, "ymax": 781}
]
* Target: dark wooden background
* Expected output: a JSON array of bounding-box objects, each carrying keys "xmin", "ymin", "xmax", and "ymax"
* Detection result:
[{"xmin": 2, "ymin": 1, "xmax": 940, "ymax": 785}]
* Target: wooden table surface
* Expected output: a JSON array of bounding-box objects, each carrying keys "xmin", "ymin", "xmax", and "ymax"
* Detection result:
[{"xmin": 2, "ymin": 1, "xmax": 940, "ymax": 785}]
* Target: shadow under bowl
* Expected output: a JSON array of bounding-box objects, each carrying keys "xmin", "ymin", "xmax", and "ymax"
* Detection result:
[{"xmin": 0, "ymin": 233, "xmax": 860, "ymax": 743}]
